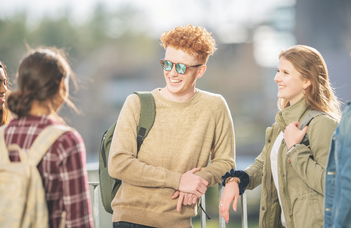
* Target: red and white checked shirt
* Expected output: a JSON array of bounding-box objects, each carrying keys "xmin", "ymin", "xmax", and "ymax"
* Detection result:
[{"xmin": 5, "ymin": 115, "xmax": 94, "ymax": 228}]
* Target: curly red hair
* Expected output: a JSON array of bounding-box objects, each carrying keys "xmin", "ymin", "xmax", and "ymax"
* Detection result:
[{"xmin": 160, "ymin": 25, "xmax": 216, "ymax": 63}]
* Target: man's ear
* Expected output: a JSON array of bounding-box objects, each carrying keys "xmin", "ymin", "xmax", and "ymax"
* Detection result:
[{"xmin": 196, "ymin": 65, "xmax": 207, "ymax": 79}]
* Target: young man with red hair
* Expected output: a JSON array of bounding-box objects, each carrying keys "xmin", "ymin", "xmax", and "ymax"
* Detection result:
[{"xmin": 109, "ymin": 25, "xmax": 235, "ymax": 228}]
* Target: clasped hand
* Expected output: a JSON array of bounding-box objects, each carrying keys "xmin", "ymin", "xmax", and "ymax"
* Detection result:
[{"xmin": 171, "ymin": 167, "xmax": 208, "ymax": 211}]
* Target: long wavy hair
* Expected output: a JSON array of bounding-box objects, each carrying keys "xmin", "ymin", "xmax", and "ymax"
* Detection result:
[
  {"xmin": 0, "ymin": 61, "xmax": 11, "ymax": 126},
  {"xmin": 278, "ymin": 45, "xmax": 342, "ymax": 122}
]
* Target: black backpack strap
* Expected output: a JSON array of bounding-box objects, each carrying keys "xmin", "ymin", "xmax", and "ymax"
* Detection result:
[
  {"xmin": 299, "ymin": 110, "xmax": 324, "ymax": 147},
  {"xmin": 133, "ymin": 92, "xmax": 156, "ymax": 154}
]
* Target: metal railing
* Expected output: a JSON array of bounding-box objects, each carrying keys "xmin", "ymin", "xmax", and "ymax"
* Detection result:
[{"xmin": 88, "ymin": 182, "xmax": 248, "ymax": 228}]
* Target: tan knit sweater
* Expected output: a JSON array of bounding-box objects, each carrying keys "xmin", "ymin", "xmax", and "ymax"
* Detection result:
[{"xmin": 108, "ymin": 88, "xmax": 235, "ymax": 228}]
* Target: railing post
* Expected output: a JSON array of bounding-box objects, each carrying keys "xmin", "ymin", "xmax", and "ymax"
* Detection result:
[
  {"xmin": 88, "ymin": 182, "xmax": 100, "ymax": 228},
  {"xmin": 200, "ymin": 194, "xmax": 207, "ymax": 228},
  {"xmin": 218, "ymin": 184, "xmax": 226, "ymax": 228},
  {"xmin": 241, "ymin": 191, "xmax": 248, "ymax": 228}
]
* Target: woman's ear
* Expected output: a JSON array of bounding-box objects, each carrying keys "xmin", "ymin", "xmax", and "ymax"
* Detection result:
[{"xmin": 303, "ymin": 79, "xmax": 311, "ymax": 90}]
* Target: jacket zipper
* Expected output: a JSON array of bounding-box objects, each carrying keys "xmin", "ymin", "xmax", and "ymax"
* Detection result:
[
  {"xmin": 277, "ymin": 113, "xmax": 294, "ymax": 228},
  {"xmin": 278, "ymin": 113, "xmax": 287, "ymax": 129},
  {"xmin": 264, "ymin": 126, "xmax": 274, "ymax": 228}
]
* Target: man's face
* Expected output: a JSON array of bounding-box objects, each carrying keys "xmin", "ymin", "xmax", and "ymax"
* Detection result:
[
  {"xmin": 0, "ymin": 68, "xmax": 8, "ymax": 111},
  {"xmin": 162, "ymin": 46, "xmax": 205, "ymax": 102}
]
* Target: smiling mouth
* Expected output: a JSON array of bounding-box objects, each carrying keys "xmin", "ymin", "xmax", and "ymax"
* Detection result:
[{"xmin": 169, "ymin": 78, "xmax": 182, "ymax": 83}]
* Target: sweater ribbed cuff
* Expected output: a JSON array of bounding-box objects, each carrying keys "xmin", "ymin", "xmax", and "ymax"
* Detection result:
[{"xmin": 165, "ymin": 171, "xmax": 182, "ymax": 190}]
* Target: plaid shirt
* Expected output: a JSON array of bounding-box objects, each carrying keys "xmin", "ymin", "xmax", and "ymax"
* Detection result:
[{"xmin": 5, "ymin": 115, "xmax": 94, "ymax": 228}]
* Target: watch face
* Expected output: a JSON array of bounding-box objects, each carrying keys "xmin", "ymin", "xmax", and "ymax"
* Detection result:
[{"xmin": 226, "ymin": 177, "xmax": 234, "ymax": 184}]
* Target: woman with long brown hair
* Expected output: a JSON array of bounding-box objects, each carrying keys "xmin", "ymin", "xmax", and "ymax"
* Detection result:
[
  {"xmin": 2, "ymin": 48, "xmax": 93, "ymax": 228},
  {"xmin": 219, "ymin": 45, "xmax": 341, "ymax": 228},
  {"xmin": 0, "ymin": 61, "xmax": 11, "ymax": 126}
]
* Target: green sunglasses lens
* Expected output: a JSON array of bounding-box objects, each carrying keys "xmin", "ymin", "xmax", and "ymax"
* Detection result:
[
  {"xmin": 176, "ymin": 63, "xmax": 187, "ymax": 74},
  {"xmin": 161, "ymin": 60, "xmax": 188, "ymax": 74},
  {"xmin": 162, "ymin": 60, "xmax": 173, "ymax": 71}
]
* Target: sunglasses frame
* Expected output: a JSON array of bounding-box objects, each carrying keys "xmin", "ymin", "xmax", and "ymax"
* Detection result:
[{"xmin": 159, "ymin": 59, "xmax": 202, "ymax": 75}]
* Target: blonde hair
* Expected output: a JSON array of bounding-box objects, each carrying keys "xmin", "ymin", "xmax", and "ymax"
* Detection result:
[
  {"xmin": 278, "ymin": 45, "xmax": 341, "ymax": 121},
  {"xmin": 160, "ymin": 24, "xmax": 217, "ymax": 63}
]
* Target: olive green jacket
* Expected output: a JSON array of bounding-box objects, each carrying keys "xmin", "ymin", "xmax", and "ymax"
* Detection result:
[{"xmin": 245, "ymin": 98, "xmax": 338, "ymax": 228}]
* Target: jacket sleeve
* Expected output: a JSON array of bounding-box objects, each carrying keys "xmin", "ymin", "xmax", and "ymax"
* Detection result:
[
  {"xmin": 287, "ymin": 115, "xmax": 338, "ymax": 195},
  {"xmin": 245, "ymin": 126, "xmax": 272, "ymax": 190},
  {"xmin": 334, "ymin": 106, "xmax": 351, "ymax": 226},
  {"xmin": 193, "ymin": 96, "xmax": 235, "ymax": 186},
  {"xmin": 108, "ymin": 94, "xmax": 181, "ymax": 190}
]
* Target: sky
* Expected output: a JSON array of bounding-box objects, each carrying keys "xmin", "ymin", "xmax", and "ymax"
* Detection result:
[
  {"xmin": 0, "ymin": 0, "xmax": 296, "ymax": 67},
  {"xmin": 0, "ymin": 0, "xmax": 295, "ymax": 32}
]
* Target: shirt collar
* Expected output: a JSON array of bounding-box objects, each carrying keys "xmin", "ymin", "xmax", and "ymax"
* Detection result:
[
  {"xmin": 9, "ymin": 115, "xmax": 62, "ymax": 127},
  {"xmin": 275, "ymin": 97, "xmax": 312, "ymax": 131}
]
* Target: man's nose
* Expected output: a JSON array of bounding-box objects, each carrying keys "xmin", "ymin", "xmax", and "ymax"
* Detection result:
[{"xmin": 169, "ymin": 64, "xmax": 178, "ymax": 76}]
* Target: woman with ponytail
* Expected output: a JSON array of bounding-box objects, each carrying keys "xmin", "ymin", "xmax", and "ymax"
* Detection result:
[
  {"xmin": 4, "ymin": 48, "xmax": 93, "ymax": 228},
  {"xmin": 219, "ymin": 45, "xmax": 341, "ymax": 228},
  {"xmin": 0, "ymin": 61, "xmax": 11, "ymax": 126}
]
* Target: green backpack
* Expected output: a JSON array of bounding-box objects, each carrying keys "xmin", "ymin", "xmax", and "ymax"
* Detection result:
[{"xmin": 99, "ymin": 91, "xmax": 156, "ymax": 214}]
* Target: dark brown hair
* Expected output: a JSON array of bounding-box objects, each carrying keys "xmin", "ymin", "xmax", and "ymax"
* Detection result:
[
  {"xmin": 0, "ymin": 61, "xmax": 11, "ymax": 125},
  {"xmin": 7, "ymin": 47, "xmax": 78, "ymax": 118}
]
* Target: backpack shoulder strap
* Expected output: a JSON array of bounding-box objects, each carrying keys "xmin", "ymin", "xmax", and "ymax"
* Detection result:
[
  {"xmin": 0, "ymin": 125, "xmax": 10, "ymax": 164},
  {"xmin": 133, "ymin": 91, "xmax": 156, "ymax": 153},
  {"xmin": 27, "ymin": 125, "xmax": 73, "ymax": 166},
  {"xmin": 299, "ymin": 110, "xmax": 324, "ymax": 147},
  {"xmin": 299, "ymin": 110, "xmax": 324, "ymax": 130}
]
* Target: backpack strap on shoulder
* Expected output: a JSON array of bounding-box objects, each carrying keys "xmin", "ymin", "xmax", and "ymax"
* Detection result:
[
  {"xmin": 298, "ymin": 110, "xmax": 324, "ymax": 130},
  {"xmin": 133, "ymin": 91, "xmax": 156, "ymax": 153},
  {"xmin": 299, "ymin": 110, "xmax": 324, "ymax": 147},
  {"xmin": 0, "ymin": 125, "xmax": 10, "ymax": 164},
  {"xmin": 28, "ymin": 125, "xmax": 73, "ymax": 166}
]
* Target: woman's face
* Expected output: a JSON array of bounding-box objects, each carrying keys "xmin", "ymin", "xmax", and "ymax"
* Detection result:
[
  {"xmin": 274, "ymin": 57, "xmax": 310, "ymax": 105},
  {"xmin": 0, "ymin": 68, "xmax": 8, "ymax": 111}
]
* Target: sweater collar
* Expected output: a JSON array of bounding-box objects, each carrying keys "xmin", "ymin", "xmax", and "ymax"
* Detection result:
[
  {"xmin": 152, "ymin": 88, "xmax": 201, "ymax": 107},
  {"xmin": 275, "ymin": 97, "xmax": 311, "ymax": 131}
]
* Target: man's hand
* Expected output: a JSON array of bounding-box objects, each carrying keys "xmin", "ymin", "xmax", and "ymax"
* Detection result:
[
  {"xmin": 284, "ymin": 121, "xmax": 308, "ymax": 150},
  {"xmin": 171, "ymin": 190, "xmax": 198, "ymax": 211},
  {"xmin": 178, "ymin": 167, "xmax": 208, "ymax": 198},
  {"xmin": 219, "ymin": 182, "xmax": 240, "ymax": 223}
]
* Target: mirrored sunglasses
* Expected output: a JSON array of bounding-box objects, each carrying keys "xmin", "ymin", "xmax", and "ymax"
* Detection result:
[{"xmin": 159, "ymin": 59, "xmax": 202, "ymax": 75}]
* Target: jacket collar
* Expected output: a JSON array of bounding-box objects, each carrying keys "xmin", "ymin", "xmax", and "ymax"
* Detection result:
[{"xmin": 275, "ymin": 97, "xmax": 312, "ymax": 131}]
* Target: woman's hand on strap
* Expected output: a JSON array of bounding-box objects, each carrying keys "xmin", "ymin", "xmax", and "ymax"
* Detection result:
[{"xmin": 284, "ymin": 121, "xmax": 308, "ymax": 150}]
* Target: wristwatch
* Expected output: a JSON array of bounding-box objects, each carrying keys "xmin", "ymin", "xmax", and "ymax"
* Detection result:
[{"xmin": 225, "ymin": 177, "xmax": 240, "ymax": 185}]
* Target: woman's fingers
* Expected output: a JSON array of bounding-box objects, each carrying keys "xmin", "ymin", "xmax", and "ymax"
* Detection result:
[{"xmin": 219, "ymin": 182, "xmax": 241, "ymax": 223}]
